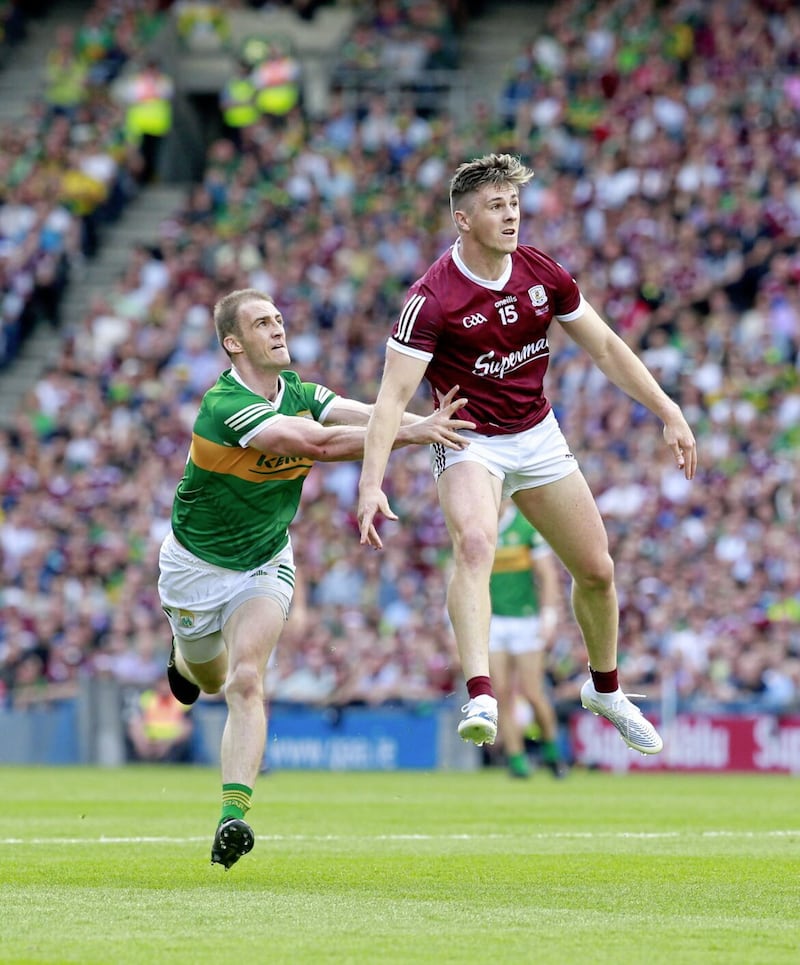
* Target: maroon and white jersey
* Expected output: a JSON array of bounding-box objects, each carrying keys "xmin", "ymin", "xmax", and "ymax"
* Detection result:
[{"xmin": 389, "ymin": 242, "xmax": 585, "ymax": 436}]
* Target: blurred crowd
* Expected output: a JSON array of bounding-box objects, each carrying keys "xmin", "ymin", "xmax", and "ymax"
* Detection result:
[
  {"xmin": 1, "ymin": 0, "xmax": 798, "ymax": 721},
  {"xmin": 0, "ymin": 1, "xmax": 172, "ymax": 368},
  {"xmin": 333, "ymin": 0, "xmax": 460, "ymax": 92}
]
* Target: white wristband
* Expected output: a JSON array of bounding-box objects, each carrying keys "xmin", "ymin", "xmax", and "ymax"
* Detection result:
[{"xmin": 540, "ymin": 607, "xmax": 558, "ymax": 634}]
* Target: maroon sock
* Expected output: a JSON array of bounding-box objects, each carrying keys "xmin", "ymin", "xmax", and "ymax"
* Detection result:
[
  {"xmin": 467, "ymin": 675, "xmax": 495, "ymax": 700},
  {"xmin": 590, "ymin": 667, "xmax": 619, "ymax": 693}
]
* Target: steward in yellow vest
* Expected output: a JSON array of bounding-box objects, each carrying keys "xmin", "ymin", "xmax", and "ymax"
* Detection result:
[
  {"xmin": 250, "ymin": 48, "xmax": 301, "ymax": 117},
  {"xmin": 113, "ymin": 58, "xmax": 174, "ymax": 183},
  {"xmin": 220, "ymin": 62, "xmax": 259, "ymax": 130},
  {"xmin": 123, "ymin": 61, "xmax": 174, "ymax": 141}
]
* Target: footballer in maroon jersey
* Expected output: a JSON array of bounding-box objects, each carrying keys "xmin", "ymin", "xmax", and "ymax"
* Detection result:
[
  {"xmin": 390, "ymin": 241, "xmax": 583, "ymax": 436},
  {"xmin": 358, "ymin": 153, "xmax": 696, "ymax": 756}
]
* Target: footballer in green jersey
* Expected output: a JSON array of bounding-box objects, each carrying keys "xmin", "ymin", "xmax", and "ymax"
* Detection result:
[
  {"xmin": 488, "ymin": 502, "xmax": 567, "ymax": 779},
  {"xmin": 159, "ymin": 289, "xmax": 475, "ymax": 870},
  {"xmin": 489, "ymin": 505, "xmax": 549, "ymax": 618},
  {"xmin": 172, "ymin": 367, "xmax": 336, "ymax": 571}
]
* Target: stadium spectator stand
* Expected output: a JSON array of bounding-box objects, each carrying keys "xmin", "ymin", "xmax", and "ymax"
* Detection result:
[
  {"xmin": 0, "ymin": 0, "xmax": 798, "ymax": 744},
  {"xmin": 0, "ymin": 0, "xmax": 174, "ymax": 373}
]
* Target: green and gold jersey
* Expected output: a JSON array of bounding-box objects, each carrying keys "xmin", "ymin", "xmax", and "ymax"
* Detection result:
[
  {"xmin": 171, "ymin": 368, "xmax": 337, "ymax": 570},
  {"xmin": 489, "ymin": 508, "xmax": 546, "ymax": 617}
]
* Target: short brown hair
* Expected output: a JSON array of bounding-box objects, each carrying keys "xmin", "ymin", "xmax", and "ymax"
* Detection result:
[
  {"xmin": 449, "ymin": 153, "xmax": 534, "ymax": 213},
  {"xmin": 213, "ymin": 288, "xmax": 274, "ymax": 353}
]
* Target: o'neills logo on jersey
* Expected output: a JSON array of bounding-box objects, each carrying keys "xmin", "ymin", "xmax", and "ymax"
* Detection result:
[
  {"xmin": 473, "ymin": 338, "xmax": 549, "ymax": 379},
  {"xmin": 528, "ymin": 285, "xmax": 548, "ymax": 307}
]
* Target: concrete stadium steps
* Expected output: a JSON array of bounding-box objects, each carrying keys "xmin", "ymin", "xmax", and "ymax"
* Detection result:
[
  {"xmin": 0, "ymin": 0, "xmax": 92, "ymax": 126},
  {"xmin": 457, "ymin": 1, "xmax": 548, "ymax": 117},
  {"xmin": 0, "ymin": 183, "xmax": 187, "ymax": 426},
  {"xmin": 63, "ymin": 183, "xmax": 188, "ymax": 312},
  {"xmin": 0, "ymin": 2, "xmax": 189, "ymax": 424}
]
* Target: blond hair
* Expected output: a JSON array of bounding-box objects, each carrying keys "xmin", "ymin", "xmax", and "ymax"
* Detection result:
[{"xmin": 449, "ymin": 153, "xmax": 534, "ymax": 216}]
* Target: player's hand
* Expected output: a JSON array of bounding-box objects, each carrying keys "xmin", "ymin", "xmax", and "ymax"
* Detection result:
[
  {"xmin": 663, "ymin": 413, "xmax": 697, "ymax": 480},
  {"xmin": 358, "ymin": 486, "xmax": 396, "ymax": 549},
  {"xmin": 409, "ymin": 385, "xmax": 475, "ymax": 449}
]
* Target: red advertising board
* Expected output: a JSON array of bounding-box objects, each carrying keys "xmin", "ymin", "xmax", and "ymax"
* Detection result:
[{"xmin": 569, "ymin": 712, "xmax": 800, "ymax": 773}]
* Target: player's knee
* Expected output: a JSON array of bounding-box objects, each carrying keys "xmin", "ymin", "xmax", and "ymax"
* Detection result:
[
  {"xmin": 575, "ymin": 552, "xmax": 614, "ymax": 591},
  {"xmin": 225, "ymin": 661, "xmax": 264, "ymax": 701},
  {"xmin": 453, "ymin": 528, "xmax": 496, "ymax": 571}
]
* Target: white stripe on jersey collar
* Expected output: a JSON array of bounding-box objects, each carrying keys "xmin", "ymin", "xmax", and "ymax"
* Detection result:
[
  {"xmin": 452, "ymin": 239, "xmax": 512, "ymax": 291},
  {"xmin": 230, "ymin": 364, "xmax": 286, "ymax": 407}
]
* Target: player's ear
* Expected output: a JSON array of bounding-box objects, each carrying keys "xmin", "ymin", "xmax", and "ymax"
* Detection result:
[
  {"xmin": 453, "ymin": 208, "xmax": 470, "ymax": 232},
  {"xmin": 223, "ymin": 334, "xmax": 242, "ymax": 355}
]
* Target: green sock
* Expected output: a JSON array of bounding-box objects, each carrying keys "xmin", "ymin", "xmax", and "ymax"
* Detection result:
[
  {"xmin": 220, "ymin": 783, "xmax": 253, "ymax": 824},
  {"xmin": 507, "ymin": 752, "xmax": 530, "ymax": 777},
  {"xmin": 541, "ymin": 740, "xmax": 560, "ymax": 764}
]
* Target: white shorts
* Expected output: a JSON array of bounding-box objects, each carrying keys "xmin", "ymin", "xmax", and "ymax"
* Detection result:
[
  {"xmin": 431, "ymin": 410, "xmax": 579, "ymax": 498},
  {"xmin": 489, "ymin": 614, "xmax": 545, "ymax": 655},
  {"xmin": 158, "ymin": 531, "xmax": 295, "ymax": 662}
]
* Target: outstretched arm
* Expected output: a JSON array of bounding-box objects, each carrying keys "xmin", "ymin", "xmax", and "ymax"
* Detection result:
[
  {"xmin": 323, "ymin": 397, "xmax": 437, "ymax": 429},
  {"xmin": 358, "ymin": 348, "xmax": 432, "ymax": 548},
  {"xmin": 248, "ymin": 382, "xmax": 471, "ymax": 464},
  {"xmin": 560, "ymin": 302, "xmax": 697, "ymax": 479}
]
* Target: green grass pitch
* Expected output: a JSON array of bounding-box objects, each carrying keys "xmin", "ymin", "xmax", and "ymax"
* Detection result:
[{"xmin": 1, "ymin": 766, "xmax": 798, "ymax": 964}]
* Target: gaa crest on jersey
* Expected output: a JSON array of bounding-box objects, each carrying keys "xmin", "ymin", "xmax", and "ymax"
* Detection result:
[
  {"xmin": 528, "ymin": 285, "xmax": 548, "ymax": 307},
  {"xmin": 462, "ymin": 312, "xmax": 488, "ymax": 328}
]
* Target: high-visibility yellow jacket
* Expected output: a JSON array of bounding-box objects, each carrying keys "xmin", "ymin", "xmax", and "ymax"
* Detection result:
[
  {"xmin": 221, "ymin": 77, "xmax": 259, "ymax": 128},
  {"xmin": 251, "ymin": 57, "xmax": 300, "ymax": 116},
  {"xmin": 121, "ymin": 71, "xmax": 174, "ymax": 141}
]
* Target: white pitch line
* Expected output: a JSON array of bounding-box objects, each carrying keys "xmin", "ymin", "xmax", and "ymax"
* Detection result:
[{"xmin": 1, "ymin": 830, "xmax": 799, "ymax": 846}]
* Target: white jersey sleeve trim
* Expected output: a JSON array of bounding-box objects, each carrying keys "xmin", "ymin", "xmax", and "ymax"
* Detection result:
[
  {"xmin": 317, "ymin": 394, "xmax": 339, "ymax": 424},
  {"xmin": 555, "ymin": 294, "xmax": 586, "ymax": 322},
  {"xmin": 239, "ymin": 412, "xmax": 284, "ymax": 448},
  {"xmin": 387, "ymin": 337, "xmax": 433, "ymax": 362}
]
